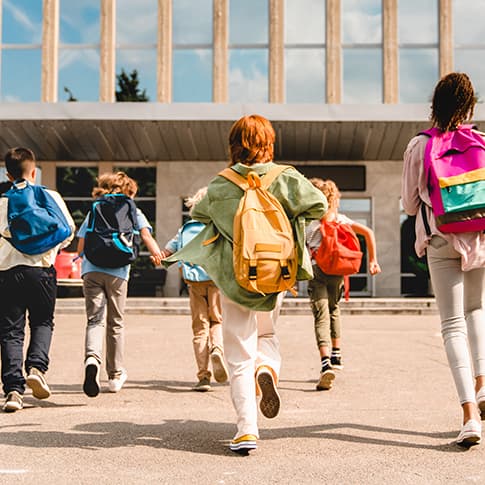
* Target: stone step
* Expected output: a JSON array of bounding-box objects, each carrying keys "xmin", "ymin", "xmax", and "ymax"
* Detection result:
[{"xmin": 55, "ymin": 297, "xmax": 438, "ymax": 315}]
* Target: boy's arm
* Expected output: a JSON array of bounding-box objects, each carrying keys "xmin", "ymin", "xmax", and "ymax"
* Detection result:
[
  {"xmin": 77, "ymin": 237, "xmax": 84, "ymax": 255},
  {"xmin": 140, "ymin": 227, "xmax": 163, "ymax": 266},
  {"xmin": 351, "ymin": 222, "xmax": 381, "ymax": 275},
  {"xmin": 50, "ymin": 190, "xmax": 76, "ymax": 247}
]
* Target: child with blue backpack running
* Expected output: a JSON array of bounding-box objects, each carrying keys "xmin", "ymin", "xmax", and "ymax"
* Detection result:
[
  {"xmin": 161, "ymin": 187, "xmax": 228, "ymax": 392},
  {"xmin": 77, "ymin": 172, "xmax": 162, "ymax": 397},
  {"xmin": 0, "ymin": 147, "xmax": 75, "ymax": 413}
]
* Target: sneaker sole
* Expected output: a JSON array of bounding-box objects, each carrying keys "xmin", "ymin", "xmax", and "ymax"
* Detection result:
[
  {"xmin": 192, "ymin": 385, "xmax": 211, "ymax": 392},
  {"xmin": 258, "ymin": 372, "xmax": 280, "ymax": 419},
  {"xmin": 26, "ymin": 375, "xmax": 51, "ymax": 399},
  {"xmin": 211, "ymin": 353, "xmax": 228, "ymax": 383},
  {"xmin": 316, "ymin": 370, "xmax": 336, "ymax": 391},
  {"xmin": 83, "ymin": 364, "xmax": 100, "ymax": 398},
  {"xmin": 331, "ymin": 364, "xmax": 344, "ymax": 370},
  {"xmin": 457, "ymin": 434, "xmax": 481, "ymax": 448},
  {"xmin": 2, "ymin": 401, "xmax": 23, "ymax": 412},
  {"xmin": 229, "ymin": 440, "xmax": 257, "ymax": 453}
]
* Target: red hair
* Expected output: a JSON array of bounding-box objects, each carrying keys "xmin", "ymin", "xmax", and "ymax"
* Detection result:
[{"xmin": 228, "ymin": 114, "xmax": 275, "ymax": 166}]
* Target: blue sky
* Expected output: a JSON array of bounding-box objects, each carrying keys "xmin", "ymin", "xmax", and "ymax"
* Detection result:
[{"xmin": 1, "ymin": 0, "xmax": 485, "ymax": 104}]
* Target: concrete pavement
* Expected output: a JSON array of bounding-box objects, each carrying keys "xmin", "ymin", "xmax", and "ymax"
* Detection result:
[{"xmin": 1, "ymin": 310, "xmax": 484, "ymax": 484}]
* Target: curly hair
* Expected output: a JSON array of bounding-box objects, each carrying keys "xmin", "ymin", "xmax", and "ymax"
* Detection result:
[
  {"xmin": 92, "ymin": 171, "xmax": 138, "ymax": 198},
  {"xmin": 431, "ymin": 72, "xmax": 477, "ymax": 132},
  {"xmin": 310, "ymin": 177, "xmax": 340, "ymax": 211},
  {"xmin": 228, "ymin": 114, "xmax": 275, "ymax": 166},
  {"xmin": 185, "ymin": 186, "xmax": 207, "ymax": 215}
]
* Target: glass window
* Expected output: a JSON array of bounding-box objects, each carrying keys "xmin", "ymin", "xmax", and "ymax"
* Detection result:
[
  {"xmin": 455, "ymin": 50, "xmax": 485, "ymax": 103},
  {"xmin": 286, "ymin": 49, "xmax": 325, "ymax": 103},
  {"xmin": 342, "ymin": 0, "xmax": 382, "ymax": 44},
  {"xmin": 399, "ymin": 49, "xmax": 438, "ymax": 103},
  {"xmin": 59, "ymin": 49, "xmax": 100, "ymax": 101},
  {"xmin": 2, "ymin": 0, "xmax": 42, "ymax": 44},
  {"xmin": 229, "ymin": 0, "xmax": 268, "ymax": 45},
  {"xmin": 229, "ymin": 49, "xmax": 268, "ymax": 102},
  {"xmin": 60, "ymin": 0, "xmax": 100, "ymax": 44},
  {"xmin": 285, "ymin": 0, "xmax": 325, "ymax": 45},
  {"xmin": 116, "ymin": 50, "xmax": 157, "ymax": 102},
  {"xmin": 454, "ymin": 0, "xmax": 485, "ymax": 45},
  {"xmin": 173, "ymin": 0, "xmax": 212, "ymax": 45},
  {"xmin": 399, "ymin": 0, "xmax": 438, "ymax": 44},
  {"xmin": 1, "ymin": 49, "xmax": 41, "ymax": 101},
  {"xmin": 343, "ymin": 48, "xmax": 382, "ymax": 103},
  {"xmin": 116, "ymin": 0, "xmax": 157, "ymax": 45},
  {"xmin": 173, "ymin": 49, "xmax": 212, "ymax": 102}
]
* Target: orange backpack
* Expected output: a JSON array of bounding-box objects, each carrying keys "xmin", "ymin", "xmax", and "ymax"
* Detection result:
[
  {"xmin": 218, "ymin": 165, "xmax": 297, "ymax": 296},
  {"xmin": 313, "ymin": 220, "xmax": 362, "ymax": 276}
]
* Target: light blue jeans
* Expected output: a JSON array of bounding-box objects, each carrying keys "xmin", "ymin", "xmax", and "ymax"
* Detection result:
[{"xmin": 427, "ymin": 236, "xmax": 485, "ymax": 405}]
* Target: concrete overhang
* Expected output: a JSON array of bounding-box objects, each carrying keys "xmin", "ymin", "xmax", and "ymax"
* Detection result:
[{"xmin": 0, "ymin": 103, "xmax": 483, "ymax": 162}]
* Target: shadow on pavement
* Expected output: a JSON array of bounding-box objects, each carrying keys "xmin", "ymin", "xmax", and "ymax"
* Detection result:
[{"xmin": 0, "ymin": 419, "xmax": 465, "ymax": 455}]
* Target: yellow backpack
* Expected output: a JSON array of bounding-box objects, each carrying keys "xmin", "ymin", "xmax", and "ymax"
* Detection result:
[{"xmin": 218, "ymin": 165, "xmax": 297, "ymax": 296}]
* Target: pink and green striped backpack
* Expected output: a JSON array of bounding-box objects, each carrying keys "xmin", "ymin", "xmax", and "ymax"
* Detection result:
[{"xmin": 420, "ymin": 124, "xmax": 485, "ymax": 233}]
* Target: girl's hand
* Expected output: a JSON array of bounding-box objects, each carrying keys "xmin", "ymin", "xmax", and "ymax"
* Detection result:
[
  {"xmin": 150, "ymin": 252, "xmax": 163, "ymax": 266},
  {"xmin": 369, "ymin": 260, "xmax": 381, "ymax": 275}
]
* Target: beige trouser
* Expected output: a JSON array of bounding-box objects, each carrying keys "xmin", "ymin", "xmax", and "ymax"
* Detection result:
[
  {"xmin": 221, "ymin": 292, "xmax": 284, "ymax": 439},
  {"xmin": 83, "ymin": 272, "xmax": 128, "ymax": 379},
  {"xmin": 188, "ymin": 280, "xmax": 223, "ymax": 381}
]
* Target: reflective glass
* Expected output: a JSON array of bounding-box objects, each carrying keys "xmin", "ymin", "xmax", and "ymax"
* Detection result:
[
  {"xmin": 2, "ymin": 0, "xmax": 42, "ymax": 44},
  {"xmin": 173, "ymin": 49, "xmax": 212, "ymax": 102},
  {"xmin": 455, "ymin": 50, "xmax": 485, "ymax": 103},
  {"xmin": 342, "ymin": 0, "xmax": 381, "ymax": 44},
  {"xmin": 343, "ymin": 48, "xmax": 382, "ymax": 103},
  {"xmin": 229, "ymin": 49, "xmax": 268, "ymax": 102},
  {"xmin": 399, "ymin": 49, "xmax": 438, "ymax": 103},
  {"xmin": 59, "ymin": 49, "xmax": 100, "ymax": 101},
  {"xmin": 60, "ymin": 0, "xmax": 100, "ymax": 44},
  {"xmin": 116, "ymin": 49, "xmax": 157, "ymax": 101},
  {"xmin": 1, "ymin": 49, "xmax": 41, "ymax": 101},
  {"xmin": 229, "ymin": 0, "xmax": 268, "ymax": 44},
  {"xmin": 454, "ymin": 0, "xmax": 485, "ymax": 44},
  {"xmin": 173, "ymin": 0, "xmax": 212, "ymax": 44},
  {"xmin": 285, "ymin": 0, "xmax": 325, "ymax": 44},
  {"xmin": 399, "ymin": 0, "xmax": 438, "ymax": 44},
  {"xmin": 340, "ymin": 199, "xmax": 371, "ymax": 212},
  {"xmin": 285, "ymin": 49, "xmax": 325, "ymax": 103},
  {"xmin": 56, "ymin": 167, "xmax": 98, "ymax": 197},
  {"xmin": 116, "ymin": 0, "xmax": 157, "ymax": 44}
]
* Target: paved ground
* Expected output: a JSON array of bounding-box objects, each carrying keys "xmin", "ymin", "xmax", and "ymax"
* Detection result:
[{"xmin": 1, "ymin": 310, "xmax": 485, "ymax": 484}]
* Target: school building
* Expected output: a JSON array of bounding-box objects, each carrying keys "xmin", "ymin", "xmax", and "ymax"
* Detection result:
[{"xmin": 0, "ymin": 0, "xmax": 483, "ymax": 297}]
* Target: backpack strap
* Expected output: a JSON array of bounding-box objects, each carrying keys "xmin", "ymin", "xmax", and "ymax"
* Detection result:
[{"xmin": 218, "ymin": 168, "xmax": 250, "ymax": 190}]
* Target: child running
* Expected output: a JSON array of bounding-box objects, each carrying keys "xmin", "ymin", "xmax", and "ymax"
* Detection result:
[{"xmin": 77, "ymin": 172, "xmax": 162, "ymax": 397}]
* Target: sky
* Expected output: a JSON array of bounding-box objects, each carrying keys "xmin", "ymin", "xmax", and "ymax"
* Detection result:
[{"xmin": 1, "ymin": 0, "xmax": 485, "ymax": 104}]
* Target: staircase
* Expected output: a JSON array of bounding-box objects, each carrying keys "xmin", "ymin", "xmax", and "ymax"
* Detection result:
[{"xmin": 55, "ymin": 297, "xmax": 437, "ymax": 315}]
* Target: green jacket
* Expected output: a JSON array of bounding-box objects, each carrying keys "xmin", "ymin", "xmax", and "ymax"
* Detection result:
[{"xmin": 164, "ymin": 162, "xmax": 327, "ymax": 310}]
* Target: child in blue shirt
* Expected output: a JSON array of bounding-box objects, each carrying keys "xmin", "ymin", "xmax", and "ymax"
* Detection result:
[{"xmin": 77, "ymin": 172, "xmax": 162, "ymax": 397}]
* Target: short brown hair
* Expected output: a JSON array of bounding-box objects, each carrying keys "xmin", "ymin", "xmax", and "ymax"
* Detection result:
[
  {"xmin": 4, "ymin": 147, "xmax": 36, "ymax": 180},
  {"xmin": 92, "ymin": 171, "xmax": 138, "ymax": 198},
  {"xmin": 431, "ymin": 72, "xmax": 477, "ymax": 132},
  {"xmin": 228, "ymin": 114, "xmax": 275, "ymax": 166}
]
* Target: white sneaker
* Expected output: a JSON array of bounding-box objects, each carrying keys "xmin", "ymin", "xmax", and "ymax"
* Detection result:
[
  {"xmin": 477, "ymin": 387, "xmax": 485, "ymax": 420},
  {"xmin": 108, "ymin": 370, "xmax": 127, "ymax": 393},
  {"xmin": 456, "ymin": 419, "xmax": 481, "ymax": 448}
]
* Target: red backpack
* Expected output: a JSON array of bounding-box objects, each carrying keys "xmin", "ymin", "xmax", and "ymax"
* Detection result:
[{"xmin": 313, "ymin": 220, "xmax": 363, "ymax": 276}]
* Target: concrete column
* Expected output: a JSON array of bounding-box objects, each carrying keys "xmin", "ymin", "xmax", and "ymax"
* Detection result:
[
  {"xmin": 269, "ymin": 0, "xmax": 284, "ymax": 103},
  {"xmin": 98, "ymin": 162, "xmax": 113, "ymax": 175},
  {"xmin": 100, "ymin": 0, "xmax": 116, "ymax": 102},
  {"xmin": 383, "ymin": 0, "xmax": 398, "ymax": 103},
  {"xmin": 326, "ymin": 0, "xmax": 341, "ymax": 103},
  {"xmin": 439, "ymin": 0, "xmax": 453, "ymax": 77},
  {"xmin": 157, "ymin": 0, "xmax": 172, "ymax": 102},
  {"xmin": 38, "ymin": 162, "xmax": 56, "ymax": 189},
  {"xmin": 41, "ymin": 0, "xmax": 59, "ymax": 102},
  {"xmin": 213, "ymin": 0, "xmax": 228, "ymax": 103}
]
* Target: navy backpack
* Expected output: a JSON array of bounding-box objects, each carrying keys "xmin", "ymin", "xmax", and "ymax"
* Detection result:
[
  {"xmin": 84, "ymin": 194, "xmax": 140, "ymax": 268},
  {"xmin": 2, "ymin": 180, "xmax": 72, "ymax": 255}
]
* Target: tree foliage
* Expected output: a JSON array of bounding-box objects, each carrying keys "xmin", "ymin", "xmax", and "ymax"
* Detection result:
[{"xmin": 115, "ymin": 68, "xmax": 149, "ymax": 102}]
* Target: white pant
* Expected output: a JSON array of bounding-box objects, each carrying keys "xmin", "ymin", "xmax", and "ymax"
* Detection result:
[
  {"xmin": 427, "ymin": 236, "xmax": 485, "ymax": 405},
  {"xmin": 221, "ymin": 293, "xmax": 284, "ymax": 439}
]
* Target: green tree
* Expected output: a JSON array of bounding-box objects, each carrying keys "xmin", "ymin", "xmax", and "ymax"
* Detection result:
[
  {"xmin": 63, "ymin": 86, "xmax": 77, "ymax": 102},
  {"xmin": 115, "ymin": 68, "xmax": 149, "ymax": 102}
]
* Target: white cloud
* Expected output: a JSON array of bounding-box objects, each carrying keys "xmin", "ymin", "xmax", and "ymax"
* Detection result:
[
  {"xmin": 453, "ymin": 0, "xmax": 485, "ymax": 44},
  {"xmin": 4, "ymin": 0, "xmax": 41, "ymax": 43},
  {"xmin": 59, "ymin": 49, "xmax": 99, "ymax": 71},
  {"xmin": 398, "ymin": 0, "xmax": 438, "ymax": 44},
  {"xmin": 285, "ymin": 0, "xmax": 325, "ymax": 44},
  {"xmin": 116, "ymin": 0, "xmax": 158, "ymax": 45},
  {"xmin": 285, "ymin": 49, "xmax": 325, "ymax": 102},
  {"xmin": 173, "ymin": 0, "xmax": 212, "ymax": 44},
  {"xmin": 342, "ymin": 0, "xmax": 381, "ymax": 44},
  {"xmin": 229, "ymin": 67, "xmax": 267, "ymax": 103}
]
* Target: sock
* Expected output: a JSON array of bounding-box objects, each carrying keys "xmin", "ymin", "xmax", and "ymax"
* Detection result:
[
  {"xmin": 321, "ymin": 356, "xmax": 331, "ymax": 372},
  {"xmin": 331, "ymin": 348, "xmax": 341, "ymax": 358}
]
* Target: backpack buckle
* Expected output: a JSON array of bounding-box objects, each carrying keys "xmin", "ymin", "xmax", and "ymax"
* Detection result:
[
  {"xmin": 248, "ymin": 265, "xmax": 257, "ymax": 280},
  {"xmin": 280, "ymin": 264, "xmax": 290, "ymax": 280}
]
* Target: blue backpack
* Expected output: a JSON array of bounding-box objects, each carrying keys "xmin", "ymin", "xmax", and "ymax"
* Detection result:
[
  {"xmin": 84, "ymin": 194, "xmax": 140, "ymax": 268},
  {"xmin": 2, "ymin": 180, "xmax": 72, "ymax": 255},
  {"xmin": 178, "ymin": 220, "xmax": 211, "ymax": 282}
]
